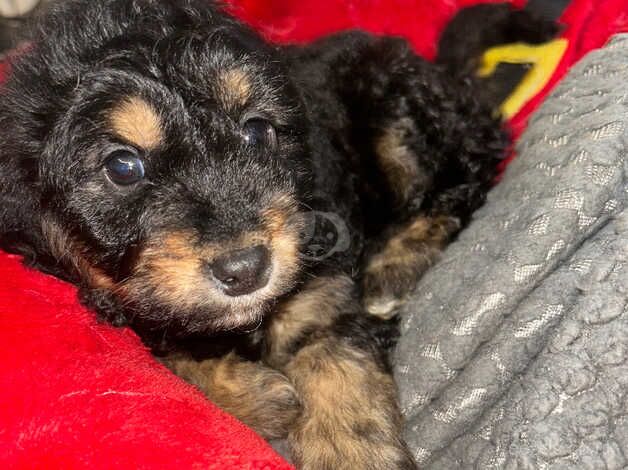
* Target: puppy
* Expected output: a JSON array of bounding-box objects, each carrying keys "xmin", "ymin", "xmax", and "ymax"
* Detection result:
[{"xmin": 0, "ymin": 1, "xmax": 515, "ymax": 468}]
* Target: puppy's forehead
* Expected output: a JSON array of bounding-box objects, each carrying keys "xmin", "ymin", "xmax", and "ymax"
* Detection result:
[
  {"xmin": 167, "ymin": 30, "xmax": 285, "ymax": 113},
  {"xmin": 108, "ymin": 97, "xmax": 164, "ymax": 150}
]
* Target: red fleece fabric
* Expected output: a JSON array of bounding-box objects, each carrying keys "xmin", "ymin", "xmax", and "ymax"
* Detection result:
[
  {"xmin": 0, "ymin": 253, "xmax": 292, "ymax": 469},
  {"xmin": 2, "ymin": 1, "xmax": 628, "ymax": 468}
]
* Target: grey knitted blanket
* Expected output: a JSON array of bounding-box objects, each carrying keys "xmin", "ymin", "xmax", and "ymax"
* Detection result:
[{"xmin": 395, "ymin": 35, "xmax": 628, "ymax": 468}]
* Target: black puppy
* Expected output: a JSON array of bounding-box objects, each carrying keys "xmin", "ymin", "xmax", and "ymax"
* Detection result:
[{"xmin": 0, "ymin": 1, "xmax": 533, "ymax": 468}]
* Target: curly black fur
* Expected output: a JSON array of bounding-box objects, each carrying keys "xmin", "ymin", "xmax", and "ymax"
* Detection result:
[
  {"xmin": 0, "ymin": 0, "xmax": 506, "ymax": 337},
  {"xmin": 0, "ymin": 1, "xmax": 538, "ymax": 467}
]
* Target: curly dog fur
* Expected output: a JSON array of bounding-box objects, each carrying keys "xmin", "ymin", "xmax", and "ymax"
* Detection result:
[{"xmin": 0, "ymin": 1, "xmax": 546, "ymax": 468}]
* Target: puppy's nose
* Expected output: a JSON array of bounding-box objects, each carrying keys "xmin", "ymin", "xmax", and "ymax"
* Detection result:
[{"xmin": 208, "ymin": 245, "xmax": 271, "ymax": 296}]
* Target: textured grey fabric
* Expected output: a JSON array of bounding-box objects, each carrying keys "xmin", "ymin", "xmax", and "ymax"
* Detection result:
[{"xmin": 395, "ymin": 35, "xmax": 628, "ymax": 468}]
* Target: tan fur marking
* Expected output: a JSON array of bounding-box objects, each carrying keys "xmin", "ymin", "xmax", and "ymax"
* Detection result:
[
  {"xmin": 131, "ymin": 230, "xmax": 206, "ymax": 307},
  {"xmin": 109, "ymin": 97, "xmax": 164, "ymax": 149},
  {"xmin": 163, "ymin": 352, "xmax": 301, "ymax": 440},
  {"xmin": 261, "ymin": 193, "xmax": 303, "ymax": 295},
  {"xmin": 375, "ymin": 119, "xmax": 421, "ymax": 205},
  {"xmin": 220, "ymin": 68, "xmax": 252, "ymax": 106}
]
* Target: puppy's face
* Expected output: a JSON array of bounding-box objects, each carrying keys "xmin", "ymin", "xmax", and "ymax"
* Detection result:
[{"xmin": 28, "ymin": 13, "xmax": 310, "ymax": 334}]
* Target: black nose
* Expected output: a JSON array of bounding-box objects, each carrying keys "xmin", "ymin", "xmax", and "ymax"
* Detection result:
[{"xmin": 207, "ymin": 245, "xmax": 271, "ymax": 296}]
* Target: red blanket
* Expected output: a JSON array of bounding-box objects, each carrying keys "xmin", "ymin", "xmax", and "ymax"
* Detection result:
[{"xmin": 2, "ymin": 1, "xmax": 627, "ymax": 468}]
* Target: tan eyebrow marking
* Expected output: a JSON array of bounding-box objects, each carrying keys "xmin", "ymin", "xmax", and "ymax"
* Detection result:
[
  {"xmin": 109, "ymin": 97, "xmax": 164, "ymax": 150},
  {"xmin": 220, "ymin": 68, "xmax": 252, "ymax": 106}
]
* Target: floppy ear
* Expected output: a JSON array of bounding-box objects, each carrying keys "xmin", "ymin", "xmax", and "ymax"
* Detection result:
[
  {"xmin": 0, "ymin": 149, "xmax": 71, "ymax": 280},
  {"xmin": 0, "ymin": 148, "xmax": 42, "ymax": 256},
  {"xmin": 0, "ymin": 54, "xmax": 53, "ymax": 262}
]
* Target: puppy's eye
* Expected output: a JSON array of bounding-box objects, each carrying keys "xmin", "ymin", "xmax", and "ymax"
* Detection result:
[
  {"xmin": 104, "ymin": 149, "xmax": 145, "ymax": 186},
  {"xmin": 242, "ymin": 118, "xmax": 277, "ymax": 151}
]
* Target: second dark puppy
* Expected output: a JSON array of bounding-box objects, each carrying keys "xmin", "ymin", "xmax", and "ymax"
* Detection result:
[{"xmin": 0, "ymin": 1, "xmax": 546, "ymax": 468}]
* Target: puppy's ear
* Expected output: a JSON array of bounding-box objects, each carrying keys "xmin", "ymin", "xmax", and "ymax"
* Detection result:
[{"xmin": 0, "ymin": 148, "xmax": 42, "ymax": 255}]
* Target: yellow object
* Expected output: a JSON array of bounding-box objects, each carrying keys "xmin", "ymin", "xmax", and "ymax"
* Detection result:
[{"xmin": 478, "ymin": 39, "xmax": 568, "ymax": 119}]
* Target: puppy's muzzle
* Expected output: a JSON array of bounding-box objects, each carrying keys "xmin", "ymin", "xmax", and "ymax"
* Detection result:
[{"xmin": 204, "ymin": 244, "xmax": 271, "ymax": 296}]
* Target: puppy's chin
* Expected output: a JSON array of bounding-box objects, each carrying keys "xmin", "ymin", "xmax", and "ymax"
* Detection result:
[
  {"xmin": 180, "ymin": 299, "xmax": 272, "ymax": 335},
  {"xmin": 126, "ymin": 280, "xmax": 284, "ymax": 339}
]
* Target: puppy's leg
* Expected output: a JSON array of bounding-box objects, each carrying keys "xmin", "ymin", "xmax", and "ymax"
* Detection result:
[
  {"xmin": 266, "ymin": 275, "xmax": 415, "ymax": 470},
  {"xmin": 362, "ymin": 215, "xmax": 460, "ymax": 318},
  {"xmin": 163, "ymin": 352, "xmax": 301, "ymax": 440}
]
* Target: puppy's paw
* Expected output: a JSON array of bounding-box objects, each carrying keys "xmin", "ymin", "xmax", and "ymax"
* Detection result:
[
  {"xmin": 234, "ymin": 366, "xmax": 302, "ymax": 440},
  {"xmin": 363, "ymin": 215, "xmax": 460, "ymax": 318},
  {"xmin": 164, "ymin": 352, "xmax": 302, "ymax": 440},
  {"xmin": 363, "ymin": 295, "xmax": 402, "ymax": 319}
]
